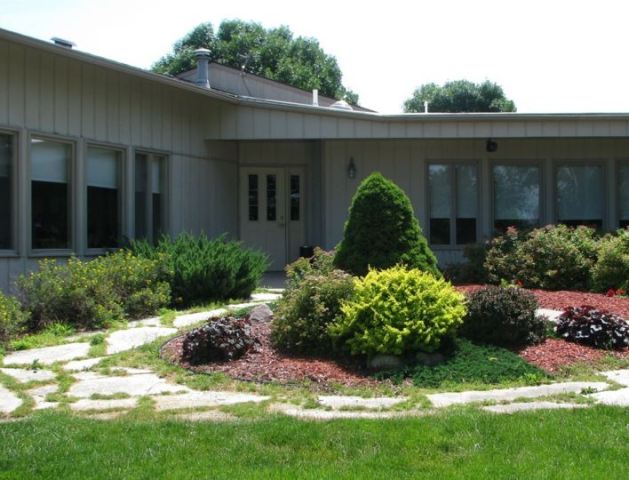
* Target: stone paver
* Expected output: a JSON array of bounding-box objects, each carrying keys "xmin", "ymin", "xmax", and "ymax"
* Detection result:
[
  {"xmin": 70, "ymin": 398, "xmax": 138, "ymax": 411},
  {"xmin": 318, "ymin": 395, "xmax": 407, "ymax": 410},
  {"xmin": 536, "ymin": 308, "xmax": 563, "ymax": 322},
  {"xmin": 482, "ymin": 401, "xmax": 587, "ymax": 414},
  {"xmin": 173, "ymin": 410, "xmax": 236, "ymax": 422},
  {"xmin": 106, "ymin": 327, "xmax": 177, "ymax": 354},
  {"xmin": 250, "ymin": 292, "xmax": 282, "ymax": 302},
  {"xmin": 0, "ymin": 367, "xmax": 56, "ymax": 383},
  {"xmin": 28, "ymin": 384, "xmax": 59, "ymax": 410},
  {"xmin": 589, "ymin": 388, "xmax": 629, "ymax": 407},
  {"xmin": 68, "ymin": 371, "xmax": 190, "ymax": 398},
  {"xmin": 427, "ymin": 382, "xmax": 609, "ymax": 408},
  {"xmin": 2, "ymin": 343, "xmax": 91, "ymax": 366},
  {"xmin": 227, "ymin": 302, "xmax": 258, "ymax": 311},
  {"xmin": 63, "ymin": 357, "xmax": 105, "ymax": 372},
  {"xmin": 271, "ymin": 404, "xmax": 425, "ymax": 420},
  {"xmin": 0, "ymin": 385, "xmax": 21, "ymax": 414},
  {"xmin": 128, "ymin": 317, "xmax": 162, "ymax": 328},
  {"xmin": 173, "ymin": 309, "xmax": 227, "ymax": 328},
  {"xmin": 601, "ymin": 369, "xmax": 629, "ymax": 387},
  {"xmin": 82, "ymin": 411, "xmax": 126, "ymax": 420},
  {"xmin": 154, "ymin": 391, "xmax": 269, "ymax": 411}
]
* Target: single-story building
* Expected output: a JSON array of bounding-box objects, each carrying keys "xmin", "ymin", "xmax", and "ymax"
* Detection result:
[{"xmin": 0, "ymin": 27, "xmax": 628, "ymax": 292}]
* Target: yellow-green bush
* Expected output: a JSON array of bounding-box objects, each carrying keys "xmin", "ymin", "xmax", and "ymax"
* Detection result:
[
  {"xmin": 330, "ymin": 266, "xmax": 466, "ymax": 356},
  {"xmin": 0, "ymin": 292, "xmax": 28, "ymax": 346}
]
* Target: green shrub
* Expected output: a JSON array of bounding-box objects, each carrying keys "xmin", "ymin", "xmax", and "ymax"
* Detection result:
[
  {"xmin": 272, "ymin": 270, "xmax": 354, "ymax": 355},
  {"xmin": 485, "ymin": 225, "xmax": 598, "ymax": 290},
  {"xmin": 592, "ymin": 229, "xmax": 629, "ymax": 292},
  {"xmin": 0, "ymin": 292, "xmax": 28, "ymax": 346},
  {"xmin": 285, "ymin": 247, "xmax": 336, "ymax": 289},
  {"xmin": 131, "ymin": 233, "xmax": 268, "ymax": 307},
  {"xmin": 378, "ymin": 339, "xmax": 548, "ymax": 388},
  {"xmin": 334, "ymin": 173, "xmax": 439, "ymax": 277},
  {"xmin": 330, "ymin": 266, "xmax": 466, "ymax": 356},
  {"xmin": 460, "ymin": 286, "xmax": 545, "ymax": 347}
]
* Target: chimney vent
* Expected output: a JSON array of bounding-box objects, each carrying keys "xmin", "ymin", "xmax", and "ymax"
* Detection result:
[
  {"xmin": 193, "ymin": 48, "xmax": 211, "ymax": 89},
  {"xmin": 51, "ymin": 37, "xmax": 75, "ymax": 49},
  {"xmin": 312, "ymin": 89, "xmax": 319, "ymax": 106}
]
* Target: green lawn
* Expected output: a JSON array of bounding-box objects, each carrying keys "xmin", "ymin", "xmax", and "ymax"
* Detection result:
[{"xmin": 1, "ymin": 407, "xmax": 627, "ymax": 479}]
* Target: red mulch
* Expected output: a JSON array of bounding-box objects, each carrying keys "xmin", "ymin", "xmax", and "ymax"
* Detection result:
[
  {"xmin": 518, "ymin": 338, "xmax": 628, "ymax": 373},
  {"xmin": 455, "ymin": 285, "xmax": 629, "ymax": 319},
  {"xmin": 161, "ymin": 320, "xmax": 380, "ymax": 388}
]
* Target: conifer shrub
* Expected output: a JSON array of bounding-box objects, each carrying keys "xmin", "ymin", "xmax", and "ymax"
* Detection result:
[
  {"xmin": 330, "ymin": 266, "xmax": 466, "ymax": 356},
  {"xmin": 334, "ymin": 173, "xmax": 440, "ymax": 277}
]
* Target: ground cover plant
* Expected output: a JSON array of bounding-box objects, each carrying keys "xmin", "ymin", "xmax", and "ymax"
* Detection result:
[
  {"xmin": 556, "ymin": 306, "xmax": 629, "ymax": 350},
  {"xmin": 334, "ymin": 172, "xmax": 439, "ymax": 277},
  {"xmin": 131, "ymin": 233, "xmax": 268, "ymax": 307}
]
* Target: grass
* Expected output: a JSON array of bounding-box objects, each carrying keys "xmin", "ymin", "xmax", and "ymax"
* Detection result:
[{"xmin": 0, "ymin": 407, "xmax": 627, "ymax": 479}]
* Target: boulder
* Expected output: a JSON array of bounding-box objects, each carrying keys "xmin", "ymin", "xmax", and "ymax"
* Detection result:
[
  {"xmin": 368, "ymin": 354, "xmax": 402, "ymax": 370},
  {"xmin": 247, "ymin": 304, "xmax": 274, "ymax": 323}
]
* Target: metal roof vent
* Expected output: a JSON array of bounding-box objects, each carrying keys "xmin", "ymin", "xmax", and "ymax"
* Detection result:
[
  {"xmin": 51, "ymin": 37, "xmax": 75, "ymax": 49},
  {"xmin": 193, "ymin": 48, "xmax": 211, "ymax": 89},
  {"xmin": 330, "ymin": 99, "xmax": 353, "ymax": 111}
]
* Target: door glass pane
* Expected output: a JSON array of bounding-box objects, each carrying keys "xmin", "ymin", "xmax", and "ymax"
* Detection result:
[
  {"xmin": 266, "ymin": 174, "xmax": 276, "ymax": 221},
  {"xmin": 620, "ymin": 165, "xmax": 629, "ymax": 228},
  {"xmin": 0, "ymin": 134, "xmax": 12, "ymax": 249},
  {"xmin": 248, "ymin": 174, "xmax": 258, "ymax": 221},
  {"xmin": 152, "ymin": 156, "xmax": 166, "ymax": 241},
  {"xmin": 456, "ymin": 165, "xmax": 477, "ymax": 244},
  {"xmin": 31, "ymin": 138, "xmax": 71, "ymax": 249},
  {"xmin": 494, "ymin": 165, "xmax": 540, "ymax": 232},
  {"xmin": 290, "ymin": 175, "xmax": 300, "ymax": 221},
  {"xmin": 135, "ymin": 154, "xmax": 148, "ymax": 239},
  {"xmin": 557, "ymin": 165, "xmax": 603, "ymax": 229},
  {"xmin": 429, "ymin": 164, "xmax": 451, "ymax": 244},
  {"xmin": 87, "ymin": 147, "xmax": 120, "ymax": 248}
]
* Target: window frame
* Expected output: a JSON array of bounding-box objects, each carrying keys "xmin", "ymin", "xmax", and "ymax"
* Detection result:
[
  {"xmin": 27, "ymin": 132, "xmax": 76, "ymax": 257},
  {"xmin": 553, "ymin": 160, "xmax": 607, "ymax": 230},
  {"xmin": 426, "ymin": 160, "xmax": 480, "ymax": 248},
  {"xmin": 85, "ymin": 142, "xmax": 126, "ymax": 254},
  {"xmin": 133, "ymin": 150, "xmax": 169, "ymax": 243},
  {"xmin": 0, "ymin": 128, "xmax": 19, "ymax": 257},
  {"xmin": 490, "ymin": 159, "xmax": 544, "ymax": 234},
  {"xmin": 617, "ymin": 159, "xmax": 629, "ymax": 229}
]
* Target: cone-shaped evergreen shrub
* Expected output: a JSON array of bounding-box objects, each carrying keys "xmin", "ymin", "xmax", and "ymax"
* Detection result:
[{"xmin": 334, "ymin": 172, "xmax": 439, "ymax": 276}]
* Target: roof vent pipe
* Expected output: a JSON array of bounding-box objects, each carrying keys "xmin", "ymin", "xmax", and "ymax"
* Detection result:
[
  {"xmin": 193, "ymin": 48, "xmax": 211, "ymax": 88},
  {"xmin": 51, "ymin": 37, "xmax": 75, "ymax": 49},
  {"xmin": 424, "ymin": 101, "xmax": 429, "ymax": 113},
  {"xmin": 312, "ymin": 89, "xmax": 319, "ymax": 106}
]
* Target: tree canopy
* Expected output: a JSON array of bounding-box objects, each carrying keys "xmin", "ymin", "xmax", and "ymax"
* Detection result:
[
  {"xmin": 403, "ymin": 80, "xmax": 516, "ymax": 113},
  {"xmin": 153, "ymin": 20, "xmax": 358, "ymax": 104}
]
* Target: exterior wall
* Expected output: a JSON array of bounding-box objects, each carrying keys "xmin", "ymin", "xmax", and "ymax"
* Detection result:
[
  {"xmin": 0, "ymin": 38, "xmax": 237, "ymax": 293},
  {"xmin": 321, "ymin": 138, "xmax": 629, "ymax": 266}
]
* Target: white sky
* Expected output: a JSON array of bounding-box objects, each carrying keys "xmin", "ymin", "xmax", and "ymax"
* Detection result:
[{"xmin": 2, "ymin": 0, "xmax": 629, "ymax": 113}]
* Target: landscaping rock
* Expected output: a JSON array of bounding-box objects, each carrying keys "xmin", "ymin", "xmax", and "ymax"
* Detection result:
[
  {"xmin": 70, "ymin": 398, "xmax": 138, "ymax": 411},
  {"xmin": 536, "ymin": 308, "xmax": 563, "ymax": 323},
  {"xmin": 247, "ymin": 304, "xmax": 274, "ymax": 323},
  {"xmin": 153, "ymin": 391, "xmax": 269, "ymax": 411},
  {"xmin": 588, "ymin": 388, "xmax": 629, "ymax": 407},
  {"xmin": 0, "ymin": 367, "xmax": 56, "ymax": 383},
  {"xmin": 415, "ymin": 352, "xmax": 446, "ymax": 366},
  {"xmin": 68, "ymin": 371, "xmax": 190, "ymax": 398},
  {"xmin": 368, "ymin": 355, "xmax": 402, "ymax": 370},
  {"xmin": 173, "ymin": 309, "xmax": 227, "ymax": 328},
  {"xmin": 482, "ymin": 401, "xmax": 587, "ymax": 414},
  {"xmin": 63, "ymin": 357, "xmax": 105, "ymax": 372},
  {"xmin": 318, "ymin": 395, "xmax": 407, "ymax": 410},
  {"xmin": 2, "ymin": 343, "xmax": 91, "ymax": 366},
  {"xmin": 0, "ymin": 385, "xmax": 21, "ymax": 414},
  {"xmin": 427, "ymin": 382, "xmax": 610, "ymax": 407},
  {"xmin": 106, "ymin": 327, "xmax": 177, "ymax": 354},
  {"xmin": 27, "ymin": 384, "xmax": 58, "ymax": 410}
]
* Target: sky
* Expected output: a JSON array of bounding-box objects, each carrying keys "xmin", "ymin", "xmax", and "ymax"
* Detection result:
[{"xmin": 2, "ymin": 0, "xmax": 629, "ymax": 113}]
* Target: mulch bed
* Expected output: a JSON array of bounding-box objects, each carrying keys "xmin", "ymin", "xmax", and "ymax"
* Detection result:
[{"xmin": 455, "ymin": 285, "xmax": 629, "ymax": 319}]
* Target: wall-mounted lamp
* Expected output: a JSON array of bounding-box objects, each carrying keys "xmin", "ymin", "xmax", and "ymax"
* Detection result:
[
  {"xmin": 347, "ymin": 157, "xmax": 357, "ymax": 179},
  {"xmin": 486, "ymin": 138, "xmax": 498, "ymax": 153}
]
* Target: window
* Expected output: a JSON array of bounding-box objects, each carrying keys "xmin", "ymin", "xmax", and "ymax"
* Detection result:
[
  {"xmin": 428, "ymin": 164, "xmax": 478, "ymax": 245},
  {"xmin": 134, "ymin": 153, "xmax": 167, "ymax": 242},
  {"xmin": 620, "ymin": 164, "xmax": 629, "ymax": 228},
  {"xmin": 0, "ymin": 133, "xmax": 13, "ymax": 250},
  {"xmin": 266, "ymin": 174, "xmax": 277, "ymax": 221},
  {"xmin": 31, "ymin": 137, "xmax": 72, "ymax": 249},
  {"xmin": 87, "ymin": 147, "xmax": 121, "ymax": 249},
  {"xmin": 290, "ymin": 174, "xmax": 300, "ymax": 221},
  {"xmin": 556, "ymin": 165, "xmax": 603, "ymax": 229},
  {"xmin": 493, "ymin": 165, "xmax": 540, "ymax": 232},
  {"xmin": 248, "ymin": 174, "xmax": 259, "ymax": 221}
]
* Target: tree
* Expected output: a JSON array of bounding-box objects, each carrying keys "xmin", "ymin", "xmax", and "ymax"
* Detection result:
[
  {"xmin": 334, "ymin": 173, "xmax": 440, "ymax": 277},
  {"xmin": 153, "ymin": 20, "xmax": 359, "ymax": 104},
  {"xmin": 403, "ymin": 80, "xmax": 516, "ymax": 113}
]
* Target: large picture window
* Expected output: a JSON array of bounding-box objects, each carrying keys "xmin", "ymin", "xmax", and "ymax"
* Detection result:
[
  {"xmin": 493, "ymin": 165, "xmax": 540, "ymax": 232},
  {"xmin": 0, "ymin": 133, "xmax": 13, "ymax": 250},
  {"xmin": 135, "ymin": 152, "xmax": 166, "ymax": 242},
  {"xmin": 428, "ymin": 164, "xmax": 478, "ymax": 245},
  {"xmin": 87, "ymin": 147, "xmax": 121, "ymax": 249},
  {"xmin": 556, "ymin": 165, "xmax": 603, "ymax": 229},
  {"xmin": 31, "ymin": 138, "xmax": 72, "ymax": 249},
  {"xmin": 620, "ymin": 163, "xmax": 629, "ymax": 228}
]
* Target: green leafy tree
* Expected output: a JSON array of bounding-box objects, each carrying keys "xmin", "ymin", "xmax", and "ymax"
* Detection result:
[
  {"xmin": 153, "ymin": 20, "xmax": 358, "ymax": 104},
  {"xmin": 334, "ymin": 173, "xmax": 440, "ymax": 277},
  {"xmin": 404, "ymin": 80, "xmax": 516, "ymax": 113}
]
